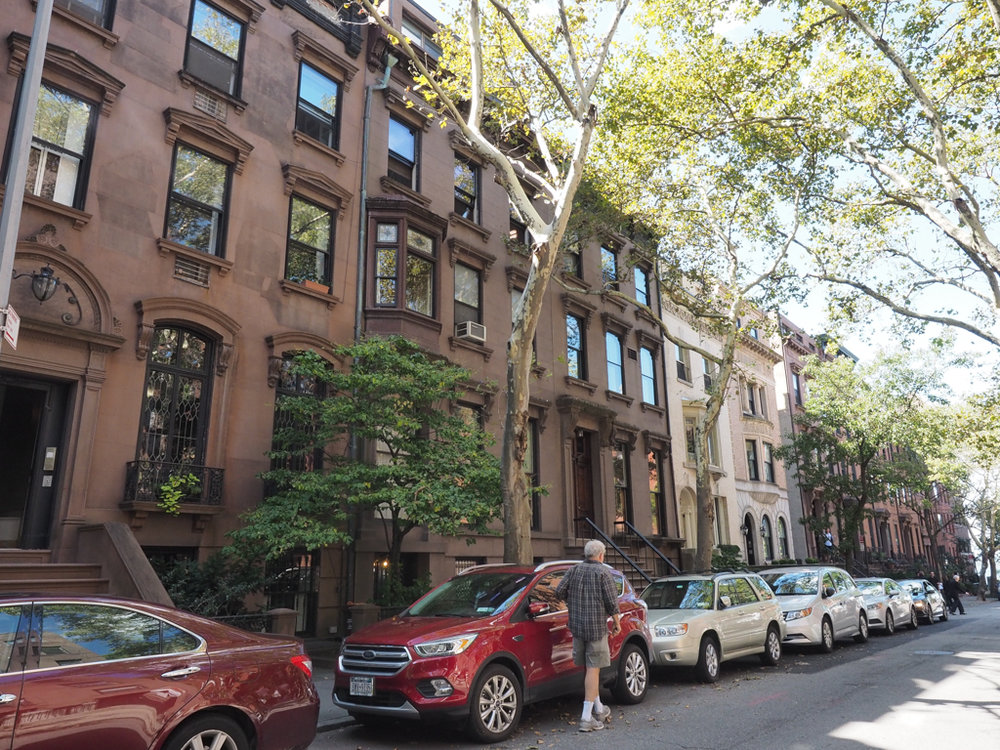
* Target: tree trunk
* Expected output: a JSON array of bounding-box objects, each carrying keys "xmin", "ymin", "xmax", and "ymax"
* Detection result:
[{"xmin": 693, "ymin": 419, "xmax": 715, "ymax": 572}]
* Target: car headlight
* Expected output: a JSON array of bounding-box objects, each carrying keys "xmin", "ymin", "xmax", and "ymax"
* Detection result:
[
  {"xmin": 867, "ymin": 602, "xmax": 884, "ymax": 611},
  {"xmin": 413, "ymin": 634, "xmax": 478, "ymax": 657},
  {"xmin": 654, "ymin": 623, "xmax": 688, "ymax": 637},
  {"xmin": 784, "ymin": 607, "xmax": 813, "ymax": 621}
]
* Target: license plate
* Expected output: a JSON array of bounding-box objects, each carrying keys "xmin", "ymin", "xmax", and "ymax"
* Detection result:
[{"xmin": 350, "ymin": 676, "xmax": 374, "ymax": 697}]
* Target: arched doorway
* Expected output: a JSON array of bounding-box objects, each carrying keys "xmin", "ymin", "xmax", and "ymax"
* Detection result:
[{"xmin": 743, "ymin": 513, "xmax": 757, "ymax": 566}]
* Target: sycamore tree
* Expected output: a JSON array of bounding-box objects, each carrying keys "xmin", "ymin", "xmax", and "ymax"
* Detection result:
[
  {"xmin": 229, "ymin": 336, "xmax": 502, "ymax": 580},
  {"xmin": 774, "ymin": 350, "xmax": 951, "ymax": 572},
  {"xmin": 716, "ymin": 0, "xmax": 1000, "ymax": 350},
  {"xmin": 589, "ymin": 9, "xmax": 824, "ymax": 570},
  {"xmin": 351, "ymin": 0, "xmax": 635, "ymax": 564}
]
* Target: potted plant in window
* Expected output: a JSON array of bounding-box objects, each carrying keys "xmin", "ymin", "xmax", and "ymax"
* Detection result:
[{"xmin": 158, "ymin": 471, "xmax": 202, "ymax": 515}]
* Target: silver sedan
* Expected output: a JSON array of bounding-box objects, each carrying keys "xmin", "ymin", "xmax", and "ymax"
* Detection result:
[{"xmin": 855, "ymin": 577, "xmax": 918, "ymax": 634}]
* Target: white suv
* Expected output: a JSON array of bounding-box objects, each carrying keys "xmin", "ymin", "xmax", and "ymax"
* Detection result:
[{"xmin": 759, "ymin": 566, "xmax": 869, "ymax": 652}]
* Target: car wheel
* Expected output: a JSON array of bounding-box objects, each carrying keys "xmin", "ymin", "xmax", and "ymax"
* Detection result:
[
  {"xmin": 695, "ymin": 635, "xmax": 721, "ymax": 683},
  {"xmin": 908, "ymin": 607, "xmax": 919, "ymax": 630},
  {"xmin": 819, "ymin": 617, "xmax": 835, "ymax": 653},
  {"xmin": 939, "ymin": 604, "xmax": 949, "ymax": 622},
  {"xmin": 162, "ymin": 715, "xmax": 249, "ymax": 750},
  {"xmin": 466, "ymin": 664, "xmax": 522, "ymax": 743},
  {"xmin": 884, "ymin": 609, "xmax": 895, "ymax": 635},
  {"xmin": 612, "ymin": 642, "xmax": 649, "ymax": 704},
  {"xmin": 853, "ymin": 612, "xmax": 870, "ymax": 643},
  {"xmin": 923, "ymin": 605, "xmax": 934, "ymax": 625},
  {"xmin": 759, "ymin": 624, "xmax": 782, "ymax": 667}
]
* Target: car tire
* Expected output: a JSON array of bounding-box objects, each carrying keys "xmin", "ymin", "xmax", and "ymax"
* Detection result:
[
  {"xmin": 695, "ymin": 635, "xmax": 721, "ymax": 683},
  {"xmin": 939, "ymin": 605, "xmax": 949, "ymax": 622},
  {"xmin": 908, "ymin": 607, "xmax": 919, "ymax": 630},
  {"xmin": 923, "ymin": 605, "xmax": 934, "ymax": 625},
  {"xmin": 853, "ymin": 612, "xmax": 870, "ymax": 643},
  {"xmin": 884, "ymin": 610, "xmax": 895, "ymax": 635},
  {"xmin": 466, "ymin": 664, "xmax": 522, "ymax": 743},
  {"xmin": 759, "ymin": 624, "xmax": 782, "ymax": 667},
  {"xmin": 612, "ymin": 642, "xmax": 649, "ymax": 704},
  {"xmin": 819, "ymin": 617, "xmax": 835, "ymax": 653},
  {"xmin": 162, "ymin": 715, "xmax": 249, "ymax": 750}
]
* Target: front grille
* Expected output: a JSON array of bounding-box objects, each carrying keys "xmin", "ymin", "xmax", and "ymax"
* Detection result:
[
  {"xmin": 334, "ymin": 687, "xmax": 408, "ymax": 707},
  {"xmin": 341, "ymin": 644, "xmax": 411, "ymax": 675}
]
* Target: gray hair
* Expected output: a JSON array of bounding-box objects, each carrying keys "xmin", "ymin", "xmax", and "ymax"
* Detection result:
[{"xmin": 584, "ymin": 539, "xmax": 606, "ymax": 560}]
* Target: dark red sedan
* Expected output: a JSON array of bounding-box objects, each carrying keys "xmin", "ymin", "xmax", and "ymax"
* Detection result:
[{"xmin": 0, "ymin": 595, "xmax": 318, "ymax": 750}]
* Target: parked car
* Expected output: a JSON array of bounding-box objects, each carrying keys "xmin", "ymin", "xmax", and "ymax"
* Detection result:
[
  {"xmin": 640, "ymin": 571, "xmax": 785, "ymax": 683},
  {"xmin": 333, "ymin": 561, "xmax": 651, "ymax": 742},
  {"xmin": 0, "ymin": 594, "xmax": 318, "ymax": 750},
  {"xmin": 898, "ymin": 578, "xmax": 949, "ymax": 624},
  {"xmin": 759, "ymin": 566, "xmax": 869, "ymax": 652},
  {"xmin": 855, "ymin": 577, "xmax": 918, "ymax": 634}
]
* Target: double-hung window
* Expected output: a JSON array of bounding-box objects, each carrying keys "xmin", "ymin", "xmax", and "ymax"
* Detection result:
[
  {"xmin": 634, "ymin": 265, "xmax": 649, "ymax": 306},
  {"xmin": 600, "ymin": 245, "xmax": 618, "ymax": 289},
  {"xmin": 561, "ymin": 234, "xmax": 582, "ymax": 277},
  {"xmin": 405, "ymin": 228, "xmax": 435, "ymax": 315},
  {"xmin": 26, "ymin": 84, "xmax": 97, "ymax": 209},
  {"xmin": 606, "ymin": 331, "xmax": 624, "ymax": 394},
  {"xmin": 566, "ymin": 314, "xmax": 586, "ymax": 380},
  {"xmin": 675, "ymin": 344, "xmax": 691, "ymax": 382},
  {"xmin": 454, "ymin": 263, "xmax": 481, "ymax": 325},
  {"xmin": 640, "ymin": 347, "xmax": 656, "ymax": 404},
  {"xmin": 185, "ymin": 0, "xmax": 245, "ymax": 97},
  {"xmin": 373, "ymin": 221, "xmax": 436, "ymax": 317},
  {"xmin": 792, "ymin": 372, "xmax": 803, "ymax": 405},
  {"xmin": 401, "ymin": 17, "xmax": 442, "ymax": 61},
  {"xmin": 55, "ymin": 0, "xmax": 115, "ymax": 29},
  {"xmin": 763, "ymin": 442, "xmax": 775, "ymax": 482},
  {"xmin": 295, "ymin": 62, "xmax": 340, "ymax": 150},
  {"xmin": 454, "ymin": 156, "xmax": 479, "ymax": 222},
  {"xmin": 613, "ymin": 442, "xmax": 632, "ymax": 525},
  {"xmin": 165, "ymin": 144, "xmax": 231, "ymax": 256},
  {"xmin": 388, "ymin": 116, "xmax": 418, "ymax": 189},
  {"xmin": 286, "ymin": 196, "xmax": 333, "ymax": 285},
  {"xmin": 746, "ymin": 440, "xmax": 760, "ymax": 481}
]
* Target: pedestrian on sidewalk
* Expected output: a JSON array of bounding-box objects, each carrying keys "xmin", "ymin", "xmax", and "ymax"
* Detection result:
[
  {"xmin": 943, "ymin": 574, "xmax": 967, "ymax": 615},
  {"xmin": 556, "ymin": 539, "xmax": 621, "ymax": 733}
]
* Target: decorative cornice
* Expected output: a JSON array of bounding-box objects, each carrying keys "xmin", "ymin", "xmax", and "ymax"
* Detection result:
[
  {"xmin": 291, "ymin": 30, "xmax": 360, "ymax": 88},
  {"xmin": 282, "ymin": 163, "xmax": 352, "ymax": 215},
  {"xmin": 164, "ymin": 108, "xmax": 254, "ymax": 174}
]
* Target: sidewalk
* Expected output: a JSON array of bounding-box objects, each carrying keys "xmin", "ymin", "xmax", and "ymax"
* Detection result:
[{"xmin": 312, "ymin": 664, "xmax": 353, "ymax": 732}]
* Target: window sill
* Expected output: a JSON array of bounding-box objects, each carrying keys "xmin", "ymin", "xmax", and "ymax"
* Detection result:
[
  {"xmin": 119, "ymin": 500, "xmax": 223, "ymax": 532},
  {"xmin": 39, "ymin": 1, "xmax": 120, "ymax": 47},
  {"xmin": 606, "ymin": 390, "xmax": 634, "ymax": 407},
  {"xmin": 601, "ymin": 290, "xmax": 627, "ymax": 312},
  {"xmin": 178, "ymin": 71, "xmax": 248, "ymax": 114},
  {"xmin": 448, "ymin": 335, "xmax": 494, "ymax": 361},
  {"xmin": 157, "ymin": 238, "xmax": 234, "ymax": 277},
  {"xmin": 559, "ymin": 271, "xmax": 591, "ymax": 291},
  {"xmin": 640, "ymin": 402, "xmax": 665, "ymax": 417},
  {"xmin": 448, "ymin": 212, "xmax": 491, "ymax": 243},
  {"xmin": 292, "ymin": 131, "xmax": 346, "ymax": 166},
  {"xmin": 21, "ymin": 193, "xmax": 92, "ymax": 229},
  {"xmin": 379, "ymin": 176, "xmax": 431, "ymax": 207},
  {"xmin": 280, "ymin": 279, "xmax": 340, "ymax": 308},
  {"xmin": 564, "ymin": 376, "xmax": 598, "ymax": 395}
]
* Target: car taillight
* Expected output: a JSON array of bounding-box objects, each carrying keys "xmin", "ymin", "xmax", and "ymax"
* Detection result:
[{"xmin": 291, "ymin": 654, "xmax": 313, "ymax": 679}]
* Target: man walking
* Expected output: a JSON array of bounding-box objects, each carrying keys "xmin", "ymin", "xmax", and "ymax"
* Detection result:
[
  {"xmin": 943, "ymin": 573, "xmax": 967, "ymax": 615},
  {"xmin": 556, "ymin": 539, "xmax": 621, "ymax": 732}
]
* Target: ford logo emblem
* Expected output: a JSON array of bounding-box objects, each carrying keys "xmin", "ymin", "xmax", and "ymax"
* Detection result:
[{"xmin": 362, "ymin": 650, "xmax": 376, "ymax": 660}]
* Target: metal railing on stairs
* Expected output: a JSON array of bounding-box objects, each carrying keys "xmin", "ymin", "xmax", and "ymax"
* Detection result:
[{"xmin": 576, "ymin": 517, "xmax": 682, "ymax": 589}]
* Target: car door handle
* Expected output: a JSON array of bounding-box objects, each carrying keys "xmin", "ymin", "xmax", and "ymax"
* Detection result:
[
  {"xmin": 161, "ymin": 666, "xmax": 202, "ymax": 679},
  {"xmin": 0, "ymin": 694, "xmax": 16, "ymax": 704}
]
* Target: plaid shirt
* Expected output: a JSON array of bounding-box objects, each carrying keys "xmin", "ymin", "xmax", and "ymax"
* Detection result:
[{"xmin": 555, "ymin": 560, "xmax": 620, "ymax": 642}]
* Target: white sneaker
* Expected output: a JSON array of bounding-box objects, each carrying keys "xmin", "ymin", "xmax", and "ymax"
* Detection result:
[
  {"xmin": 593, "ymin": 705, "xmax": 611, "ymax": 722},
  {"xmin": 579, "ymin": 717, "xmax": 605, "ymax": 732}
]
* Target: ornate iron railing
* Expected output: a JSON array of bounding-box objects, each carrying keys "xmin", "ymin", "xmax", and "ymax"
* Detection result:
[{"xmin": 124, "ymin": 460, "xmax": 224, "ymax": 505}]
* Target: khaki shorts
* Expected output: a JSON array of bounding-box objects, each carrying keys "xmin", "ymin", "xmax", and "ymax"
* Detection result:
[{"xmin": 573, "ymin": 635, "xmax": 611, "ymax": 669}]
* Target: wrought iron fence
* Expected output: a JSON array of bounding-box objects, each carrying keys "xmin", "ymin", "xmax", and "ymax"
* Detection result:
[{"xmin": 124, "ymin": 460, "xmax": 224, "ymax": 505}]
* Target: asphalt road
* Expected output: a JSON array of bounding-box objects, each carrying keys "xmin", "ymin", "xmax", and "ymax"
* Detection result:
[{"xmin": 308, "ymin": 595, "xmax": 1000, "ymax": 749}]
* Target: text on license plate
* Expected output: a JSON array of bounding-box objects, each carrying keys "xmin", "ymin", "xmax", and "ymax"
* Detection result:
[{"xmin": 350, "ymin": 676, "xmax": 374, "ymax": 697}]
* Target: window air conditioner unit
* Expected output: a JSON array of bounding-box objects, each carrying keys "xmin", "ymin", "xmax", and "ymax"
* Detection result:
[{"xmin": 455, "ymin": 321, "xmax": 486, "ymax": 343}]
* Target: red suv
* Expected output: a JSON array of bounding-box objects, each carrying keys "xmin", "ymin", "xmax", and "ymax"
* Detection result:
[{"xmin": 333, "ymin": 561, "xmax": 651, "ymax": 742}]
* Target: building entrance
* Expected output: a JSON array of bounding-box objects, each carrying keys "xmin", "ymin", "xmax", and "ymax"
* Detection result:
[{"xmin": 0, "ymin": 375, "xmax": 69, "ymax": 548}]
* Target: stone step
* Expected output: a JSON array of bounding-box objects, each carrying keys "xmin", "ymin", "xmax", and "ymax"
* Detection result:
[
  {"xmin": 0, "ymin": 549, "xmax": 51, "ymax": 564},
  {"xmin": 0, "ymin": 576, "xmax": 110, "ymax": 595},
  {"xmin": 0, "ymin": 563, "xmax": 104, "ymax": 581}
]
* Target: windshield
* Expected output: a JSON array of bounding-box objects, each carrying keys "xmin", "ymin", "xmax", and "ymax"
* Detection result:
[
  {"xmin": 856, "ymin": 580, "xmax": 884, "ymax": 595},
  {"xmin": 641, "ymin": 579, "xmax": 714, "ymax": 610},
  {"xmin": 761, "ymin": 571, "xmax": 819, "ymax": 595},
  {"xmin": 407, "ymin": 572, "xmax": 534, "ymax": 617},
  {"xmin": 900, "ymin": 581, "xmax": 924, "ymax": 597}
]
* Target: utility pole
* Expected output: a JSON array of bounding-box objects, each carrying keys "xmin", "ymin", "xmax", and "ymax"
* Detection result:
[{"xmin": 0, "ymin": 0, "xmax": 54, "ymax": 353}]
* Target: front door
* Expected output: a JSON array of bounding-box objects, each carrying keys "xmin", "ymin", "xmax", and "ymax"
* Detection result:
[
  {"xmin": 572, "ymin": 430, "xmax": 595, "ymax": 537},
  {"xmin": 743, "ymin": 514, "xmax": 757, "ymax": 566},
  {"xmin": 0, "ymin": 377, "xmax": 69, "ymax": 549}
]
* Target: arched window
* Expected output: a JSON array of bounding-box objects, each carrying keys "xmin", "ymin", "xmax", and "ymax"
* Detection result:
[
  {"xmin": 137, "ymin": 326, "xmax": 213, "ymax": 467},
  {"xmin": 762, "ymin": 515, "xmax": 774, "ymax": 561},
  {"xmin": 777, "ymin": 517, "xmax": 790, "ymax": 559}
]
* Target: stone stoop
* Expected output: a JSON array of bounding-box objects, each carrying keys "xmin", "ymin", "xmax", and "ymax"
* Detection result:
[{"xmin": 0, "ymin": 550, "xmax": 109, "ymax": 595}]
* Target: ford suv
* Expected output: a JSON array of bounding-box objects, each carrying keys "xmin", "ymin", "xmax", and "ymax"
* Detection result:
[{"xmin": 333, "ymin": 561, "xmax": 651, "ymax": 742}]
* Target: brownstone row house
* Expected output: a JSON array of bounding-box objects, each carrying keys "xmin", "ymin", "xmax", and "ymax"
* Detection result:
[{"xmin": 0, "ymin": 0, "xmax": 685, "ymax": 636}]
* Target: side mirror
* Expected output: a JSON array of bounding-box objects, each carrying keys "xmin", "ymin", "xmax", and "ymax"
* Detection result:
[
  {"xmin": 718, "ymin": 595, "xmax": 732, "ymax": 610},
  {"xmin": 527, "ymin": 601, "xmax": 550, "ymax": 618},
  {"xmin": 823, "ymin": 586, "xmax": 836, "ymax": 598}
]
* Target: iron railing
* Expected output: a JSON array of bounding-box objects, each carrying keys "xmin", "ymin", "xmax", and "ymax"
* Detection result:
[{"xmin": 124, "ymin": 460, "xmax": 224, "ymax": 505}]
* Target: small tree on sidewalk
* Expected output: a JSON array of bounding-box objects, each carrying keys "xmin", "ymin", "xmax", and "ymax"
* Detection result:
[{"xmin": 229, "ymin": 336, "xmax": 502, "ymax": 592}]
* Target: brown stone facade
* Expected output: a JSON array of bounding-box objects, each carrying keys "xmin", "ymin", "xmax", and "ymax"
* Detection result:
[{"xmin": 0, "ymin": 0, "xmax": 677, "ymax": 635}]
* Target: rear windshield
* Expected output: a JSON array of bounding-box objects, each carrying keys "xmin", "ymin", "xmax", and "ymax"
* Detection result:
[
  {"xmin": 761, "ymin": 571, "xmax": 819, "ymax": 595},
  {"xmin": 640, "ymin": 580, "xmax": 714, "ymax": 610},
  {"xmin": 856, "ymin": 580, "xmax": 883, "ymax": 595},
  {"xmin": 407, "ymin": 572, "xmax": 534, "ymax": 617}
]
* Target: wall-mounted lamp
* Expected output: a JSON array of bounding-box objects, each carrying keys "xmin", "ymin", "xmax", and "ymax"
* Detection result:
[
  {"xmin": 739, "ymin": 523, "xmax": 749, "ymax": 535},
  {"xmin": 761, "ymin": 523, "xmax": 769, "ymax": 536},
  {"xmin": 12, "ymin": 264, "xmax": 82, "ymax": 325}
]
